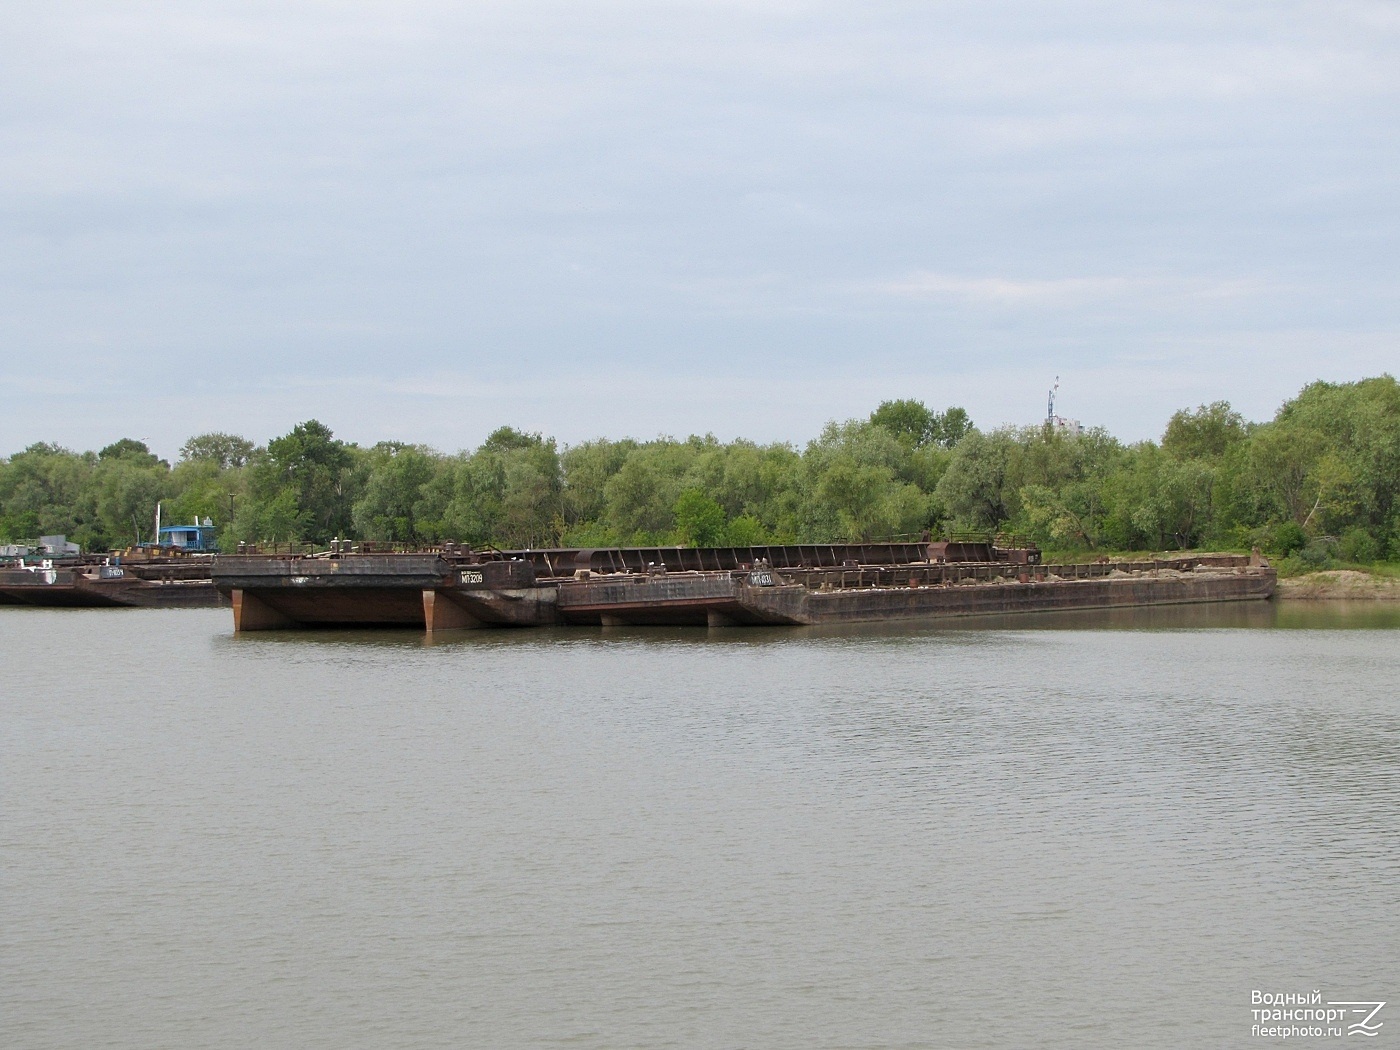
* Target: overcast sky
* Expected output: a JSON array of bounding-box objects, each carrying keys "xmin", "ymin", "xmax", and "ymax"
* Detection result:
[{"xmin": 3, "ymin": 1, "xmax": 1397, "ymax": 458}]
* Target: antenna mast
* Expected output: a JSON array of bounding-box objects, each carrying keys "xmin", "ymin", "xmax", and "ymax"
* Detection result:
[{"xmin": 1047, "ymin": 376, "xmax": 1059, "ymax": 425}]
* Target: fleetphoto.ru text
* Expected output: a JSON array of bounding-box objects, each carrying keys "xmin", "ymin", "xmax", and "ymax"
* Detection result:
[{"xmin": 1251, "ymin": 991, "xmax": 1386, "ymax": 1039}]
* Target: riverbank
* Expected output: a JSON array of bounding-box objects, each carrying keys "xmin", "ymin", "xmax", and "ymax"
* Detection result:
[{"xmin": 1277, "ymin": 569, "xmax": 1400, "ymax": 601}]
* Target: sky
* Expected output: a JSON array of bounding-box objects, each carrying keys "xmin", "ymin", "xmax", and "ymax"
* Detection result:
[{"xmin": 3, "ymin": 0, "xmax": 1398, "ymax": 459}]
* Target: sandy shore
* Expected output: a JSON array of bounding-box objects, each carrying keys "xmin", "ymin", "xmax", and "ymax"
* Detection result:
[{"xmin": 1276, "ymin": 569, "xmax": 1400, "ymax": 600}]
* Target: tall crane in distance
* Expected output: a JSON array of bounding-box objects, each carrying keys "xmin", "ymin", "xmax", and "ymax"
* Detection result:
[{"xmin": 1045, "ymin": 376, "xmax": 1082, "ymax": 436}]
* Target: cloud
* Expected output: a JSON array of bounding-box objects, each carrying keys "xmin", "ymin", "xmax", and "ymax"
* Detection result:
[{"xmin": 863, "ymin": 273, "xmax": 1269, "ymax": 309}]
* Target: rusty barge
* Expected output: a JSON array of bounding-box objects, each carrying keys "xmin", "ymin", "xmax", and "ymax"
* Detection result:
[
  {"xmin": 0, "ymin": 559, "xmax": 223, "ymax": 608},
  {"xmin": 212, "ymin": 540, "xmax": 1275, "ymax": 632}
]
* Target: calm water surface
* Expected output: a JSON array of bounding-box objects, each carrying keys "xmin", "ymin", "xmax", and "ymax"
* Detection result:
[{"xmin": 3, "ymin": 603, "xmax": 1398, "ymax": 1048}]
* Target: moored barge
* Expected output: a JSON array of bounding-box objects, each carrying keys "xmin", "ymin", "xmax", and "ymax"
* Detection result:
[
  {"xmin": 0, "ymin": 530, "xmax": 224, "ymax": 609},
  {"xmin": 0, "ymin": 561, "xmax": 224, "ymax": 608},
  {"xmin": 212, "ymin": 540, "xmax": 1274, "ymax": 632}
]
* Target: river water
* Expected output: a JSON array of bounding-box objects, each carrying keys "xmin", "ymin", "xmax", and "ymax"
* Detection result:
[{"xmin": 3, "ymin": 603, "xmax": 1398, "ymax": 1049}]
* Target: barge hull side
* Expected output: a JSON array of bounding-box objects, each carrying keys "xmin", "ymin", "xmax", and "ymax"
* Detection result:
[{"xmin": 795, "ymin": 572, "xmax": 1275, "ymax": 625}]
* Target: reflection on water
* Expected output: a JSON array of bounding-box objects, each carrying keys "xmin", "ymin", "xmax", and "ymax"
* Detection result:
[
  {"xmin": 3, "ymin": 604, "xmax": 1398, "ymax": 1050},
  {"xmin": 1269, "ymin": 599, "xmax": 1400, "ymax": 629}
]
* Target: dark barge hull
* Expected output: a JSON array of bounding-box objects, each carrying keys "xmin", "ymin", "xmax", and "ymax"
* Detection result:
[
  {"xmin": 773, "ymin": 571, "xmax": 1273, "ymax": 624},
  {"xmin": 213, "ymin": 547, "xmax": 1274, "ymax": 632},
  {"xmin": 0, "ymin": 567, "xmax": 224, "ymax": 608},
  {"xmin": 555, "ymin": 567, "xmax": 1274, "ymax": 627}
]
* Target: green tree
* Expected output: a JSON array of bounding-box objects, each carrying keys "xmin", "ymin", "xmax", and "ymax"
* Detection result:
[
  {"xmin": 803, "ymin": 421, "xmax": 930, "ymax": 540},
  {"xmin": 724, "ymin": 513, "xmax": 768, "ymax": 546},
  {"xmin": 935, "ymin": 407, "xmax": 973, "ymax": 448},
  {"xmin": 673, "ymin": 490, "xmax": 727, "ymax": 546},
  {"xmin": 94, "ymin": 457, "xmax": 168, "ymax": 546},
  {"xmin": 98, "ymin": 438, "xmax": 164, "ymax": 467},
  {"xmin": 1162, "ymin": 402, "xmax": 1248, "ymax": 460},
  {"xmin": 870, "ymin": 400, "xmax": 936, "ymax": 447},
  {"xmin": 0, "ymin": 444, "xmax": 99, "ymax": 545},
  {"xmin": 1266, "ymin": 376, "xmax": 1399, "ymax": 533},
  {"xmin": 1247, "ymin": 425, "xmax": 1327, "ymax": 527},
  {"xmin": 353, "ymin": 443, "xmax": 438, "ymax": 542},
  {"xmin": 935, "ymin": 430, "xmax": 1019, "ymax": 530},
  {"xmin": 498, "ymin": 436, "xmax": 563, "ymax": 547},
  {"xmin": 432, "ymin": 429, "xmax": 562, "ymax": 547},
  {"xmin": 249, "ymin": 420, "xmax": 358, "ymax": 542},
  {"xmin": 180, "ymin": 433, "xmax": 255, "ymax": 470},
  {"xmin": 561, "ymin": 439, "xmax": 637, "ymax": 531},
  {"xmin": 869, "ymin": 400, "xmax": 974, "ymax": 449},
  {"xmin": 436, "ymin": 453, "xmax": 506, "ymax": 545},
  {"xmin": 603, "ymin": 452, "xmax": 677, "ymax": 540}
]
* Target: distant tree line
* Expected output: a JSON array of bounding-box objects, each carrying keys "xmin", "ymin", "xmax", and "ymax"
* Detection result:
[{"xmin": 2, "ymin": 376, "xmax": 1397, "ymax": 566}]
